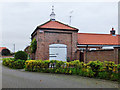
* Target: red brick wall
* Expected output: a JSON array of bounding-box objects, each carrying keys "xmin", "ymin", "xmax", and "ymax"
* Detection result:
[
  {"xmin": 114, "ymin": 47, "xmax": 120, "ymax": 64},
  {"xmin": 83, "ymin": 48, "xmax": 119, "ymax": 64},
  {"xmin": 34, "ymin": 29, "xmax": 78, "ymax": 60},
  {"xmin": 118, "ymin": 48, "xmax": 120, "ymax": 64}
]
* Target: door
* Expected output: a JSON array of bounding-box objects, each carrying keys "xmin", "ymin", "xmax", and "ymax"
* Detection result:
[
  {"xmin": 118, "ymin": 49, "xmax": 120, "ymax": 64},
  {"xmin": 49, "ymin": 44, "xmax": 67, "ymax": 61},
  {"xmin": 80, "ymin": 51, "xmax": 84, "ymax": 62}
]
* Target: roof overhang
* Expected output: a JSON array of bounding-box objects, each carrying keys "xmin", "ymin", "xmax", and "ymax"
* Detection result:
[{"xmin": 31, "ymin": 27, "xmax": 79, "ymax": 37}]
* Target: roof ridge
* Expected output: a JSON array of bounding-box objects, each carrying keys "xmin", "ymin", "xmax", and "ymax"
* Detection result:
[{"xmin": 55, "ymin": 20, "xmax": 78, "ymax": 30}]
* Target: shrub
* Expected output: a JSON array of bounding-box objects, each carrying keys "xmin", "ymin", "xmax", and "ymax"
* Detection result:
[
  {"xmin": 2, "ymin": 58, "xmax": 25, "ymax": 69},
  {"xmin": 24, "ymin": 60, "xmax": 119, "ymax": 81},
  {"xmin": 13, "ymin": 59, "xmax": 25, "ymax": 69},
  {"xmin": 15, "ymin": 51, "xmax": 28, "ymax": 61},
  {"xmin": 98, "ymin": 71, "xmax": 109, "ymax": 79},
  {"xmin": 103, "ymin": 61, "xmax": 116, "ymax": 78},
  {"xmin": 2, "ymin": 58, "xmax": 15, "ymax": 66},
  {"xmin": 110, "ymin": 73, "xmax": 118, "ymax": 81},
  {"xmin": 117, "ymin": 64, "xmax": 120, "ymax": 82},
  {"xmin": 87, "ymin": 60, "xmax": 103, "ymax": 77}
]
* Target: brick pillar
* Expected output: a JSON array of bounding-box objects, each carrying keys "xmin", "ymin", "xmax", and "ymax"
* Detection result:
[
  {"xmin": 119, "ymin": 48, "xmax": 120, "ymax": 64},
  {"xmin": 71, "ymin": 32, "xmax": 78, "ymax": 60},
  {"xmin": 114, "ymin": 47, "xmax": 120, "ymax": 64}
]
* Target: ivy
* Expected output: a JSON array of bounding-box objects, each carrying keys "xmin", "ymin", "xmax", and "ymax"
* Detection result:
[{"xmin": 30, "ymin": 38, "xmax": 37, "ymax": 53}]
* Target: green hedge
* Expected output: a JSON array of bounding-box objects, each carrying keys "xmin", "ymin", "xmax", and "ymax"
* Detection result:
[
  {"xmin": 25, "ymin": 60, "xmax": 120, "ymax": 81},
  {"xmin": 2, "ymin": 58, "xmax": 119, "ymax": 81},
  {"xmin": 2, "ymin": 58, "xmax": 25, "ymax": 69},
  {"xmin": 15, "ymin": 51, "xmax": 28, "ymax": 60}
]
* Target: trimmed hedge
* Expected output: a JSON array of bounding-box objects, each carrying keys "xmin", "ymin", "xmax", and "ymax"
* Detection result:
[
  {"xmin": 2, "ymin": 58, "xmax": 120, "ymax": 81},
  {"xmin": 25, "ymin": 60, "xmax": 120, "ymax": 81},
  {"xmin": 15, "ymin": 51, "xmax": 28, "ymax": 61},
  {"xmin": 2, "ymin": 58, "xmax": 25, "ymax": 69}
]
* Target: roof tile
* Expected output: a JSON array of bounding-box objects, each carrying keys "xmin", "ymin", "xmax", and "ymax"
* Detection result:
[
  {"xmin": 0, "ymin": 47, "xmax": 7, "ymax": 52},
  {"xmin": 38, "ymin": 20, "xmax": 78, "ymax": 30},
  {"xmin": 78, "ymin": 33, "xmax": 120, "ymax": 45}
]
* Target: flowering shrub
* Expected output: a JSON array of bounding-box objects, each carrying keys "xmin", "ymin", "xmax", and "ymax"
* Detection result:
[
  {"xmin": 2, "ymin": 58, "xmax": 25, "ymax": 69},
  {"xmin": 87, "ymin": 60, "xmax": 103, "ymax": 77},
  {"xmin": 25, "ymin": 60, "xmax": 120, "ymax": 80},
  {"xmin": 25, "ymin": 60, "xmax": 119, "ymax": 81},
  {"xmin": 117, "ymin": 64, "xmax": 120, "ymax": 82},
  {"xmin": 4, "ymin": 58, "xmax": 119, "ymax": 81}
]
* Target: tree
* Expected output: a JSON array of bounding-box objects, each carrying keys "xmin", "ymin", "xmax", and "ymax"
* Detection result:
[{"xmin": 2, "ymin": 49, "xmax": 11, "ymax": 56}]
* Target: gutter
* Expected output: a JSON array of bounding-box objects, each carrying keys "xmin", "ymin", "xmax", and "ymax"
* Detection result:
[{"xmin": 77, "ymin": 44, "xmax": 120, "ymax": 47}]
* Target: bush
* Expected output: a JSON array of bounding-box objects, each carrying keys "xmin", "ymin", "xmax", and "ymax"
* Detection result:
[
  {"xmin": 2, "ymin": 58, "xmax": 15, "ymax": 66},
  {"xmin": 87, "ymin": 60, "xmax": 103, "ymax": 77},
  {"xmin": 12, "ymin": 59, "xmax": 25, "ymax": 69},
  {"xmin": 24, "ymin": 60, "xmax": 119, "ymax": 81},
  {"xmin": 2, "ymin": 49, "xmax": 11, "ymax": 56},
  {"xmin": 15, "ymin": 51, "xmax": 28, "ymax": 60},
  {"xmin": 98, "ymin": 71, "xmax": 109, "ymax": 79},
  {"xmin": 2, "ymin": 58, "xmax": 25, "ymax": 69}
]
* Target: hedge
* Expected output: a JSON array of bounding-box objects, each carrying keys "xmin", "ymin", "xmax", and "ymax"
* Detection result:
[
  {"xmin": 2, "ymin": 58, "xmax": 25, "ymax": 69},
  {"xmin": 2, "ymin": 58, "xmax": 119, "ymax": 81},
  {"xmin": 15, "ymin": 51, "xmax": 28, "ymax": 61},
  {"xmin": 25, "ymin": 60, "xmax": 120, "ymax": 81}
]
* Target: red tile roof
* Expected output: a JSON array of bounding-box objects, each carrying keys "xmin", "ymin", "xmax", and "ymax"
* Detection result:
[
  {"xmin": 0, "ymin": 47, "xmax": 7, "ymax": 52},
  {"xmin": 78, "ymin": 33, "xmax": 120, "ymax": 45},
  {"xmin": 31, "ymin": 20, "xmax": 78, "ymax": 36},
  {"xmin": 38, "ymin": 20, "xmax": 78, "ymax": 30}
]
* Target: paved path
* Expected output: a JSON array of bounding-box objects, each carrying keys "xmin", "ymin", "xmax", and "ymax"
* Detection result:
[{"xmin": 2, "ymin": 63, "xmax": 119, "ymax": 88}]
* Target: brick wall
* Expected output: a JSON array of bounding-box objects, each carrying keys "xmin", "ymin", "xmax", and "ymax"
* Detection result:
[
  {"xmin": 83, "ymin": 48, "xmax": 119, "ymax": 64},
  {"xmin": 118, "ymin": 48, "xmax": 120, "ymax": 64},
  {"xmin": 34, "ymin": 29, "xmax": 78, "ymax": 61}
]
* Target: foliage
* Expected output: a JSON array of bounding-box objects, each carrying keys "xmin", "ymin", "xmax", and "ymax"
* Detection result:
[
  {"xmin": 25, "ymin": 60, "xmax": 119, "ymax": 81},
  {"xmin": 30, "ymin": 38, "xmax": 37, "ymax": 53},
  {"xmin": 15, "ymin": 51, "xmax": 28, "ymax": 61},
  {"xmin": 2, "ymin": 58, "xmax": 25, "ymax": 69},
  {"xmin": 2, "ymin": 49, "xmax": 11, "ymax": 56},
  {"xmin": 4, "ymin": 58, "xmax": 119, "ymax": 81},
  {"xmin": 67, "ymin": 57, "xmax": 71, "ymax": 62},
  {"xmin": 87, "ymin": 60, "xmax": 103, "ymax": 77},
  {"xmin": 98, "ymin": 71, "xmax": 109, "ymax": 79}
]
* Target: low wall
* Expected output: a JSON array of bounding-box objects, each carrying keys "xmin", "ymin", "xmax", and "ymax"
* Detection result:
[{"xmin": 83, "ymin": 47, "xmax": 119, "ymax": 64}]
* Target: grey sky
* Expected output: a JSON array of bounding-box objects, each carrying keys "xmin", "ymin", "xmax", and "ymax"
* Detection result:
[{"xmin": 0, "ymin": 2, "xmax": 118, "ymax": 52}]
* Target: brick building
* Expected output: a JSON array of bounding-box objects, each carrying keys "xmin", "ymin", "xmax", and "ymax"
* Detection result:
[
  {"xmin": 30, "ymin": 6, "xmax": 120, "ymax": 63},
  {"xmin": 77, "ymin": 32, "xmax": 120, "ymax": 64}
]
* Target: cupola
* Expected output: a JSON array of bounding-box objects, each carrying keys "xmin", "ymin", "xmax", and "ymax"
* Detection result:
[{"xmin": 50, "ymin": 6, "xmax": 56, "ymax": 21}]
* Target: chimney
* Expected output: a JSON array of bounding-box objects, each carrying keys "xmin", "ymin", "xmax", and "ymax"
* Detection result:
[{"xmin": 110, "ymin": 27, "xmax": 115, "ymax": 35}]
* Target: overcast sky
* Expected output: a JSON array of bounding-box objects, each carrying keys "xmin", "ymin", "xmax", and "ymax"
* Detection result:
[{"xmin": 0, "ymin": 1, "xmax": 118, "ymax": 52}]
